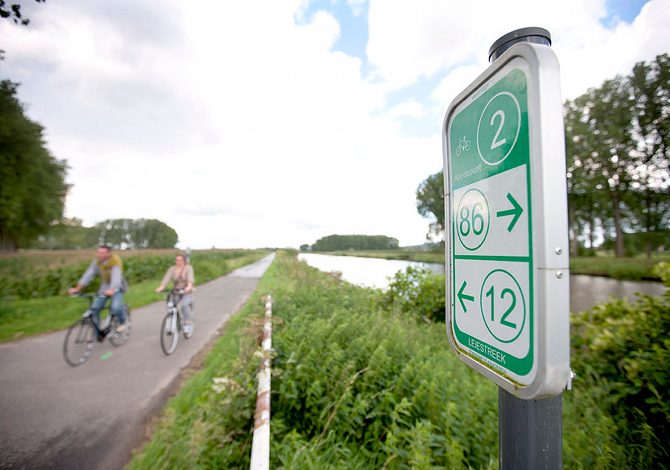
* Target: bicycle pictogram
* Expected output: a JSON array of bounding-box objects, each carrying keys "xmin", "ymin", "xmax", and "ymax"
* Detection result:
[{"xmin": 456, "ymin": 135, "xmax": 471, "ymax": 156}]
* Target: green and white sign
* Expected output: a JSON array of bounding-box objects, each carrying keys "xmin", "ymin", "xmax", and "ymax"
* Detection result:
[{"xmin": 443, "ymin": 44, "xmax": 571, "ymax": 399}]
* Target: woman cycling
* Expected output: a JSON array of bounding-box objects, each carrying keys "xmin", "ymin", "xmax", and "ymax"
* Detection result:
[{"xmin": 155, "ymin": 253, "xmax": 195, "ymax": 336}]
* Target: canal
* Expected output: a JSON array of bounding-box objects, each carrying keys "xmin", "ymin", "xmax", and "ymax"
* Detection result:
[{"xmin": 298, "ymin": 253, "xmax": 666, "ymax": 312}]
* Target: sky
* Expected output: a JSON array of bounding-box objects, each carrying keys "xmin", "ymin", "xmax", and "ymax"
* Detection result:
[{"xmin": 1, "ymin": 0, "xmax": 668, "ymax": 249}]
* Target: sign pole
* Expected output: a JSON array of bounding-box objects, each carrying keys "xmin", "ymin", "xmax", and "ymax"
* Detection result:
[
  {"xmin": 499, "ymin": 388, "xmax": 562, "ymax": 469},
  {"xmin": 443, "ymin": 24, "xmax": 569, "ymax": 465},
  {"xmin": 487, "ymin": 28, "xmax": 562, "ymax": 470}
]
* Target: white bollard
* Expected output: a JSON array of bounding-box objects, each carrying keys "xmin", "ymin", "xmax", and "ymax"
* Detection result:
[{"xmin": 250, "ymin": 295, "xmax": 272, "ymax": 470}]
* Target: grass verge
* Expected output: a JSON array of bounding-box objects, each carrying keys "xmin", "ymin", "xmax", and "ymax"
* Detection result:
[
  {"xmin": 0, "ymin": 251, "xmax": 268, "ymax": 343},
  {"xmin": 127, "ymin": 253, "xmax": 279, "ymax": 468},
  {"xmin": 570, "ymin": 256, "xmax": 664, "ymax": 281}
]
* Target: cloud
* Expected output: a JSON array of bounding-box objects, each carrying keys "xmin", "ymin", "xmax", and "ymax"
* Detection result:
[
  {"xmin": 1, "ymin": 0, "xmax": 667, "ymax": 249},
  {"xmin": 367, "ymin": 0, "xmax": 670, "ymax": 100},
  {"xmin": 385, "ymin": 100, "xmax": 426, "ymax": 120},
  {"xmin": 555, "ymin": 0, "xmax": 670, "ymax": 98}
]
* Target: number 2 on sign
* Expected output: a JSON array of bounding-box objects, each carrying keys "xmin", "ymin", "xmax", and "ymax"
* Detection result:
[{"xmin": 490, "ymin": 110, "xmax": 507, "ymax": 150}]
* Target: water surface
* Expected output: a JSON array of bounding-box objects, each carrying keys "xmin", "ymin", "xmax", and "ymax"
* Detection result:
[{"xmin": 298, "ymin": 253, "xmax": 666, "ymax": 312}]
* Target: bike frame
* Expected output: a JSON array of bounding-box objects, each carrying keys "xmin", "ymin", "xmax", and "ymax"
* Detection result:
[
  {"xmin": 81, "ymin": 294, "xmax": 119, "ymax": 337},
  {"xmin": 64, "ymin": 294, "xmax": 131, "ymax": 366},
  {"xmin": 166, "ymin": 290, "xmax": 185, "ymax": 326}
]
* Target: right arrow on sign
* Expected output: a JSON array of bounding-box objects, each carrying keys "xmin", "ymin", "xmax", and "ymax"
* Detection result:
[
  {"xmin": 496, "ymin": 193, "xmax": 523, "ymax": 232},
  {"xmin": 457, "ymin": 281, "xmax": 475, "ymax": 312}
]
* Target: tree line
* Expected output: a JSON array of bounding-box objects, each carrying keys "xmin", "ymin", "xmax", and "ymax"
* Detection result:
[
  {"xmin": 305, "ymin": 234, "xmax": 399, "ymax": 252},
  {"xmin": 416, "ymin": 54, "xmax": 669, "ymax": 257},
  {"xmin": 31, "ymin": 217, "xmax": 179, "ymax": 250},
  {"xmin": 565, "ymin": 53, "xmax": 669, "ymax": 257},
  {"xmin": 0, "ymin": 80, "xmax": 179, "ymax": 251}
]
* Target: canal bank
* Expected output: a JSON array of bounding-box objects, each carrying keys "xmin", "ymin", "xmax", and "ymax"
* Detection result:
[{"xmin": 298, "ymin": 253, "xmax": 666, "ymax": 312}]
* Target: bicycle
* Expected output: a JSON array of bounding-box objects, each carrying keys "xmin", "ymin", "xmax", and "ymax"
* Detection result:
[
  {"xmin": 159, "ymin": 288, "xmax": 195, "ymax": 355},
  {"xmin": 63, "ymin": 293, "xmax": 132, "ymax": 367},
  {"xmin": 456, "ymin": 135, "xmax": 471, "ymax": 156}
]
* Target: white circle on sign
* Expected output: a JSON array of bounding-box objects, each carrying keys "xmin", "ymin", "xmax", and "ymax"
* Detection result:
[
  {"xmin": 456, "ymin": 188, "xmax": 490, "ymax": 251},
  {"xmin": 480, "ymin": 269, "xmax": 526, "ymax": 344},
  {"xmin": 476, "ymin": 92, "xmax": 521, "ymax": 166}
]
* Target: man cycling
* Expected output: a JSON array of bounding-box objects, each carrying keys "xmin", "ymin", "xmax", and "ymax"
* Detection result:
[{"xmin": 68, "ymin": 245, "xmax": 129, "ymax": 336}]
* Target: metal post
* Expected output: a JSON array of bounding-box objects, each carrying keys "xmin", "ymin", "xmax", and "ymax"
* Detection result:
[
  {"xmin": 490, "ymin": 28, "xmax": 562, "ymax": 470},
  {"xmin": 488, "ymin": 27, "xmax": 551, "ymax": 63},
  {"xmin": 499, "ymin": 388, "xmax": 562, "ymax": 469}
]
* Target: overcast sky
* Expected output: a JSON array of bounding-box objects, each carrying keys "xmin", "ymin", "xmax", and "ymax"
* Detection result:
[{"xmin": 1, "ymin": 0, "xmax": 668, "ymax": 249}]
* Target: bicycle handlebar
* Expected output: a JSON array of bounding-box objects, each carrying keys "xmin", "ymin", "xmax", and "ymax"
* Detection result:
[
  {"xmin": 69, "ymin": 292, "xmax": 105, "ymax": 299},
  {"xmin": 158, "ymin": 288, "xmax": 186, "ymax": 295}
]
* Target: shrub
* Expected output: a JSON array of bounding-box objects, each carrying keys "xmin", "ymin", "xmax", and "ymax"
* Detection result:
[
  {"xmin": 381, "ymin": 267, "xmax": 446, "ymax": 322},
  {"xmin": 570, "ymin": 261, "xmax": 670, "ymax": 466}
]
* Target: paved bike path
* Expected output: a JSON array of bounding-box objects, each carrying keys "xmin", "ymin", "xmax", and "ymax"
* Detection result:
[{"xmin": 0, "ymin": 253, "xmax": 275, "ymax": 470}]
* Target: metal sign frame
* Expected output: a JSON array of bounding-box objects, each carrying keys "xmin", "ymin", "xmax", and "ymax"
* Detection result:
[{"xmin": 442, "ymin": 42, "xmax": 570, "ymax": 399}]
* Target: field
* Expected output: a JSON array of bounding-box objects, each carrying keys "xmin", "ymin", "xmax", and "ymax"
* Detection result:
[
  {"xmin": 129, "ymin": 251, "xmax": 669, "ymax": 468},
  {"xmin": 0, "ymin": 248, "xmax": 269, "ymax": 342}
]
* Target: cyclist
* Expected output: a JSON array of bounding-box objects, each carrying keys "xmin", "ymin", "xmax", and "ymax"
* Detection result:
[
  {"xmin": 155, "ymin": 253, "xmax": 195, "ymax": 336},
  {"xmin": 68, "ymin": 245, "xmax": 129, "ymax": 337}
]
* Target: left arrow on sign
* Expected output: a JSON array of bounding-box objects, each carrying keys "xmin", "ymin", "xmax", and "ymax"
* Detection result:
[
  {"xmin": 496, "ymin": 193, "xmax": 523, "ymax": 232},
  {"xmin": 457, "ymin": 281, "xmax": 475, "ymax": 312}
]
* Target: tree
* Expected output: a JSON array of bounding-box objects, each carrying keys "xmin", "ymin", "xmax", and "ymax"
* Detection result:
[
  {"xmin": 134, "ymin": 219, "xmax": 179, "ymax": 248},
  {"xmin": 0, "ymin": 80, "xmax": 68, "ymax": 251},
  {"xmin": 564, "ymin": 55, "xmax": 670, "ymax": 257},
  {"xmin": 564, "ymin": 76, "xmax": 635, "ymax": 257},
  {"xmin": 95, "ymin": 218, "xmax": 178, "ymax": 249},
  {"xmin": 30, "ymin": 217, "xmax": 98, "ymax": 249},
  {"xmin": 565, "ymin": 97, "xmax": 610, "ymax": 255},
  {"xmin": 629, "ymin": 54, "xmax": 670, "ymax": 256},
  {"xmin": 311, "ymin": 234, "xmax": 399, "ymax": 251},
  {"xmin": 0, "ymin": 0, "xmax": 45, "ymax": 26},
  {"xmin": 416, "ymin": 171, "xmax": 444, "ymax": 241}
]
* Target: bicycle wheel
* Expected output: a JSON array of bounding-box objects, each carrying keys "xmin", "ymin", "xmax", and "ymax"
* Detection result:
[
  {"xmin": 63, "ymin": 318, "xmax": 95, "ymax": 366},
  {"xmin": 160, "ymin": 311, "xmax": 179, "ymax": 355},
  {"xmin": 109, "ymin": 307, "xmax": 131, "ymax": 347}
]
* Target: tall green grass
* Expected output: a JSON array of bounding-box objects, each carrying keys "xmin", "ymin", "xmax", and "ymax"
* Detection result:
[{"xmin": 129, "ymin": 252, "xmax": 629, "ymax": 468}]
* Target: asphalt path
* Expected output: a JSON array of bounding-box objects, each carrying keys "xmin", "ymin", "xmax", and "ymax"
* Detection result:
[{"xmin": 0, "ymin": 253, "xmax": 275, "ymax": 470}]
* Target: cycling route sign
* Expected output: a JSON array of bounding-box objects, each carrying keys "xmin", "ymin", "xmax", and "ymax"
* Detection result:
[{"xmin": 442, "ymin": 43, "xmax": 571, "ymax": 399}]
